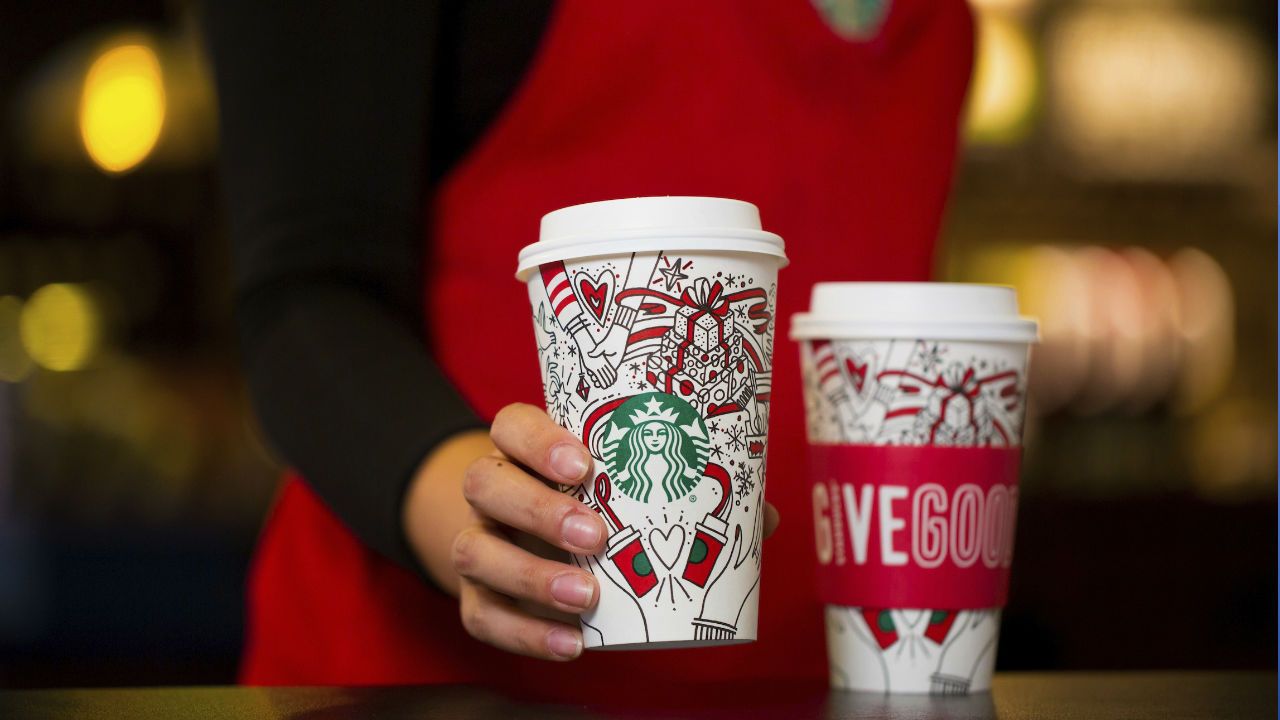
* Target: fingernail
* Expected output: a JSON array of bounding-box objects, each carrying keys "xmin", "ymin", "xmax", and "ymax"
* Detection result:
[
  {"xmin": 562, "ymin": 513, "xmax": 602, "ymax": 551},
  {"xmin": 549, "ymin": 444, "xmax": 590, "ymax": 481},
  {"xmin": 550, "ymin": 573, "xmax": 594, "ymax": 610},
  {"xmin": 547, "ymin": 627, "xmax": 582, "ymax": 659}
]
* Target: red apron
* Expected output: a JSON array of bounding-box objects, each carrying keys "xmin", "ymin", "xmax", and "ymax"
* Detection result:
[{"xmin": 241, "ymin": 0, "xmax": 973, "ymax": 689}]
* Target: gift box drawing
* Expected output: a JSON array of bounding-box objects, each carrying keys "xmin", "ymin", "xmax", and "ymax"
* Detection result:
[{"xmin": 644, "ymin": 278, "xmax": 759, "ymax": 417}]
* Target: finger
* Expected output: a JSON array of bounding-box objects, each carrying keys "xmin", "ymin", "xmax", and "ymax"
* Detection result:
[
  {"xmin": 451, "ymin": 525, "xmax": 599, "ymax": 613},
  {"xmin": 762, "ymin": 502, "xmax": 780, "ymax": 539},
  {"xmin": 458, "ymin": 579, "xmax": 584, "ymax": 660},
  {"xmin": 463, "ymin": 455, "xmax": 607, "ymax": 554},
  {"xmin": 491, "ymin": 403, "xmax": 592, "ymax": 484}
]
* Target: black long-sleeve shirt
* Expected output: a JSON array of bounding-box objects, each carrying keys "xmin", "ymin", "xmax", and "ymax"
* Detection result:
[{"xmin": 203, "ymin": 1, "xmax": 553, "ymax": 570}]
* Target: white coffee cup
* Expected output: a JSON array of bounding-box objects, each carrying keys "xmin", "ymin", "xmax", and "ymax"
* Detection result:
[
  {"xmin": 791, "ymin": 283, "xmax": 1037, "ymax": 693},
  {"xmin": 517, "ymin": 197, "xmax": 786, "ymax": 649}
]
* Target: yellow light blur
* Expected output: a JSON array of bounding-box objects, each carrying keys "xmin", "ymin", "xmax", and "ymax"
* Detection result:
[
  {"xmin": 971, "ymin": 0, "xmax": 1034, "ymax": 11},
  {"xmin": 1169, "ymin": 249, "xmax": 1234, "ymax": 414},
  {"xmin": 965, "ymin": 10, "xmax": 1038, "ymax": 145},
  {"xmin": 1120, "ymin": 248, "xmax": 1180, "ymax": 413},
  {"xmin": 79, "ymin": 42, "xmax": 166, "ymax": 174},
  {"xmin": 0, "ymin": 296, "xmax": 33, "ymax": 383},
  {"xmin": 1189, "ymin": 399, "xmax": 1275, "ymax": 499},
  {"xmin": 1016, "ymin": 245, "xmax": 1091, "ymax": 415},
  {"xmin": 20, "ymin": 284, "xmax": 103, "ymax": 372},
  {"xmin": 1047, "ymin": 8, "xmax": 1264, "ymax": 180},
  {"xmin": 950, "ymin": 244, "xmax": 1233, "ymax": 417}
]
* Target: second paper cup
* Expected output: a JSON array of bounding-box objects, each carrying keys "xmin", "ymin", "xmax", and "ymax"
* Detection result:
[
  {"xmin": 516, "ymin": 197, "xmax": 787, "ymax": 649},
  {"xmin": 792, "ymin": 283, "xmax": 1037, "ymax": 693}
]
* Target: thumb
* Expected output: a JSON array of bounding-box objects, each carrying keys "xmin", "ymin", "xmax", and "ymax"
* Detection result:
[{"xmin": 761, "ymin": 502, "xmax": 780, "ymax": 540}]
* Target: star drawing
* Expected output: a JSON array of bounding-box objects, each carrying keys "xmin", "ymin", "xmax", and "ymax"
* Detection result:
[{"xmin": 658, "ymin": 257, "xmax": 690, "ymax": 291}]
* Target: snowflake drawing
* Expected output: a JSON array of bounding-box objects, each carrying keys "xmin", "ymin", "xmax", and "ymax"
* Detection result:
[
  {"xmin": 733, "ymin": 464, "xmax": 755, "ymax": 500},
  {"xmin": 725, "ymin": 425, "xmax": 746, "ymax": 452},
  {"xmin": 911, "ymin": 341, "xmax": 947, "ymax": 375}
]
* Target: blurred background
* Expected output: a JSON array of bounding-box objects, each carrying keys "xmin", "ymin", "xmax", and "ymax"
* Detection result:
[{"xmin": 0, "ymin": 0, "xmax": 1274, "ymax": 687}]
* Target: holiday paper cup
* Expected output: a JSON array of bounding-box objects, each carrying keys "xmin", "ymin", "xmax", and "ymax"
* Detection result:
[
  {"xmin": 792, "ymin": 283, "xmax": 1037, "ymax": 694},
  {"xmin": 516, "ymin": 197, "xmax": 787, "ymax": 649}
]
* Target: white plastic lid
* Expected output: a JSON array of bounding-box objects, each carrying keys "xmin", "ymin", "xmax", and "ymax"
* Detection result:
[
  {"xmin": 790, "ymin": 282, "xmax": 1039, "ymax": 343},
  {"xmin": 516, "ymin": 197, "xmax": 788, "ymax": 281}
]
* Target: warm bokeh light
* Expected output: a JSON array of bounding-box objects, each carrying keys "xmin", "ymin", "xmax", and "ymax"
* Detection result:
[
  {"xmin": 1169, "ymin": 248, "xmax": 1235, "ymax": 415},
  {"xmin": 965, "ymin": 10, "xmax": 1038, "ymax": 145},
  {"xmin": 1048, "ymin": 8, "xmax": 1264, "ymax": 180},
  {"xmin": 0, "ymin": 296, "xmax": 34, "ymax": 383},
  {"xmin": 1120, "ymin": 248, "xmax": 1181, "ymax": 413},
  {"xmin": 1073, "ymin": 247, "xmax": 1140, "ymax": 415},
  {"xmin": 79, "ymin": 42, "xmax": 166, "ymax": 174},
  {"xmin": 970, "ymin": 0, "xmax": 1035, "ymax": 12},
  {"xmin": 1019, "ymin": 245, "xmax": 1090, "ymax": 413},
  {"xmin": 19, "ymin": 284, "xmax": 103, "ymax": 372},
  {"xmin": 1189, "ymin": 398, "xmax": 1275, "ymax": 499},
  {"xmin": 951, "ymin": 245, "xmax": 1235, "ymax": 416}
]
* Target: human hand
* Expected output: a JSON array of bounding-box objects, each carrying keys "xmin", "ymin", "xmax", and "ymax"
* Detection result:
[
  {"xmin": 405, "ymin": 405, "xmax": 781, "ymax": 659},
  {"xmin": 584, "ymin": 323, "xmax": 630, "ymax": 383},
  {"xmin": 416, "ymin": 404, "xmax": 608, "ymax": 661},
  {"xmin": 580, "ymin": 345, "xmax": 618, "ymax": 388}
]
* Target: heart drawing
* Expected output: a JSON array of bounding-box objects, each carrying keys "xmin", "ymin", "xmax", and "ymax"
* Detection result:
[
  {"xmin": 844, "ymin": 357, "xmax": 868, "ymax": 394},
  {"xmin": 574, "ymin": 270, "xmax": 613, "ymax": 324},
  {"xmin": 648, "ymin": 525, "xmax": 686, "ymax": 570}
]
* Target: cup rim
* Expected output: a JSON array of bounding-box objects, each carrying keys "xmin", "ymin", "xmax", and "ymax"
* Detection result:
[
  {"xmin": 515, "ymin": 227, "xmax": 788, "ymax": 281},
  {"xmin": 789, "ymin": 316, "xmax": 1040, "ymax": 343},
  {"xmin": 790, "ymin": 281, "xmax": 1040, "ymax": 343}
]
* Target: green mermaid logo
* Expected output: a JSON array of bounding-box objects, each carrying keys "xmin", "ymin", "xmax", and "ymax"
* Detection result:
[{"xmin": 601, "ymin": 392, "xmax": 710, "ymax": 503}]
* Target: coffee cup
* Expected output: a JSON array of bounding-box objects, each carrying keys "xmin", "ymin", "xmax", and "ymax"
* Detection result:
[
  {"xmin": 517, "ymin": 197, "xmax": 787, "ymax": 649},
  {"xmin": 791, "ymin": 282, "xmax": 1037, "ymax": 692}
]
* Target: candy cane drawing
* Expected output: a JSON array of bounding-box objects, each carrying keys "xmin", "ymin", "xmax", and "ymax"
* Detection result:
[
  {"xmin": 810, "ymin": 339, "xmax": 862, "ymax": 440},
  {"xmin": 539, "ymin": 260, "xmax": 615, "ymax": 388}
]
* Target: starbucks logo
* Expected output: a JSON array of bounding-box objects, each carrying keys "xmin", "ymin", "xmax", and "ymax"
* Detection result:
[{"xmin": 600, "ymin": 392, "xmax": 710, "ymax": 503}]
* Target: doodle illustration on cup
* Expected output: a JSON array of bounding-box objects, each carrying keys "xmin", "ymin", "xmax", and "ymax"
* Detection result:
[{"xmin": 517, "ymin": 197, "xmax": 786, "ymax": 648}]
